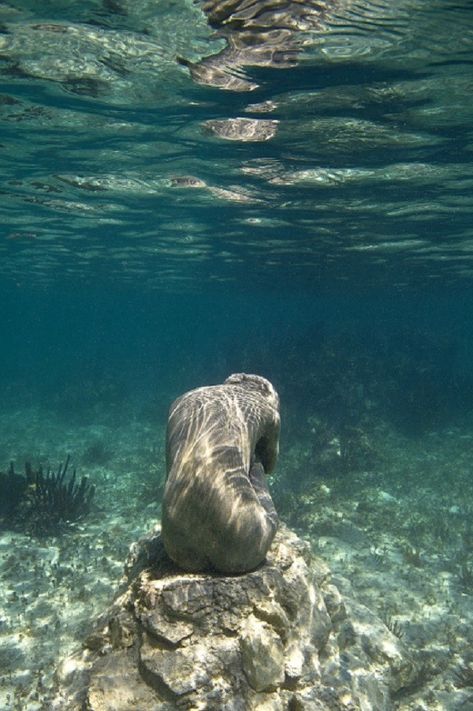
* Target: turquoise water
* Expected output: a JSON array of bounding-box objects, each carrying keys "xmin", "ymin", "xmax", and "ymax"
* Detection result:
[
  {"xmin": 1, "ymin": 1, "xmax": 473, "ymax": 708},
  {"xmin": 1, "ymin": 0, "xmax": 473, "ymax": 411},
  {"xmin": 1, "ymin": 0, "xmax": 472, "ymax": 293}
]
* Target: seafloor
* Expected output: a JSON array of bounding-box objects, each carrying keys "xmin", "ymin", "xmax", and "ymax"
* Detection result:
[{"xmin": 1, "ymin": 403, "xmax": 473, "ymax": 710}]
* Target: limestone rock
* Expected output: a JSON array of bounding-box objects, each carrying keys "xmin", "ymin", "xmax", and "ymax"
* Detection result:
[
  {"xmin": 54, "ymin": 525, "xmax": 416, "ymax": 711},
  {"xmin": 240, "ymin": 614, "xmax": 286, "ymax": 691}
]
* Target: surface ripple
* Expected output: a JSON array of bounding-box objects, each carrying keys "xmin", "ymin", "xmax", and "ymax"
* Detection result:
[{"xmin": 0, "ymin": 0, "xmax": 472, "ymax": 291}]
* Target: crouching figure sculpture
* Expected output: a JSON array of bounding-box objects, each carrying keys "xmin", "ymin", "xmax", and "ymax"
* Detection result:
[{"xmin": 162, "ymin": 373, "xmax": 280, "ymax": 573}]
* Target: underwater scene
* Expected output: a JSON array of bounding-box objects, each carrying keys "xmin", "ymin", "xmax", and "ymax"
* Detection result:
[{"xmin": 1, "ymin": 0, "xmax": 473, "ymax": 708}]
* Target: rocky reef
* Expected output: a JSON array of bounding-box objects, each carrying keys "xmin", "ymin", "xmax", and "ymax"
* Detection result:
[{"xmin": 53, "ymin": 524, "xmax": 417, "ymax": 710}]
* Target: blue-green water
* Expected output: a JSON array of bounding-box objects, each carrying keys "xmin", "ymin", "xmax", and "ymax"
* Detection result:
[
  {"xmin": 1, "ymin": 0, "xmax": 473, "ymax": 294},
  {"xmin": 1, "ymin": 1, "xmax": 473, "ymax": 708}
]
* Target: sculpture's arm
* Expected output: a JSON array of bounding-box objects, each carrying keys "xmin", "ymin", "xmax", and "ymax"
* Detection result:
[{"xmin": 249, "ymin": 461, "xmax": 278, "ymax": 531}]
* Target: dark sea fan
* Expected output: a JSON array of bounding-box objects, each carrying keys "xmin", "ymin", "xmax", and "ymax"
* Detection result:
[
  {"xmin": 0, "ymin": 462, "xmax": 27, "ymax": 517},
  {"xmin": 0, "ymin": 456, "xmax": 95, "ymax": 535},
  {"xmin": 25, "ymin": 455, "xmax": 95, "ymax": 534}
]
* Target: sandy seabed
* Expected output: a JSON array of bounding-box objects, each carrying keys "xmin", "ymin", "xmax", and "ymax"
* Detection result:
[{"xmin": 1, "ymin": 405, "xmax": 473, "ymax": 710}]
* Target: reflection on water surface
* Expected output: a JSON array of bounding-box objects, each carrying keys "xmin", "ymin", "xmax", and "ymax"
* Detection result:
[{"xmin": 0, "ymin": 0, "xmax": 472, "ymax": 291}]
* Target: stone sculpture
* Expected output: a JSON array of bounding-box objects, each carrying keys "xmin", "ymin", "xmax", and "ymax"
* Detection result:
[{"xmin": 162, "ymin": 373, "xmax": 280, "ymax": 573}]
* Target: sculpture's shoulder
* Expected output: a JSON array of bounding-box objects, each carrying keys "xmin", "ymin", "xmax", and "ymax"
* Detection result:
[
  {"xmin": 167, "ymin": 383, "xmax": 222, "ymax": 423},
  {"xmin": 169, "ymin": 374, "xmax": 280, "ymax": 423}
]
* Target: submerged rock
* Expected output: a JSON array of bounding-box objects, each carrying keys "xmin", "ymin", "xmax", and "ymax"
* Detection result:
[{"xmin": 54, "ymin": 525, "xmax": 417, "ymax": 710}]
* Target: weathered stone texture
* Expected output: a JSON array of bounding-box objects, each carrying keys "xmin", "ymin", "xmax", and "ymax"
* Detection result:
[{"xmin": 54, "ymin": 525, "xmax": 417, "ymax": 710}]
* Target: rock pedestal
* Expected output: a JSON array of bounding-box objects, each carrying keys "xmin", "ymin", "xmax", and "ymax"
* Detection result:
[{"xmin": 54, "ymin": 525, "xmax": 417, "ymax": 710}]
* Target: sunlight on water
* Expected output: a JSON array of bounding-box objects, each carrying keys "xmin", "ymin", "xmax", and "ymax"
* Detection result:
[{"xmin": 0, "ymin": 0, "xmax": 471, "ymax": 291}]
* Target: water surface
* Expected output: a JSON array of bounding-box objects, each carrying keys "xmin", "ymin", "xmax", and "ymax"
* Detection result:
[{"xmin": 0, "ymin": 0, "xmax": 472, "ymax": 291}]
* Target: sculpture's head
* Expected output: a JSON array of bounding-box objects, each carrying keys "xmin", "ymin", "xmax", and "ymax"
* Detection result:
[{"xmin": 224, "ymin": 373, "xmax": 279, "ymax": 411}]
